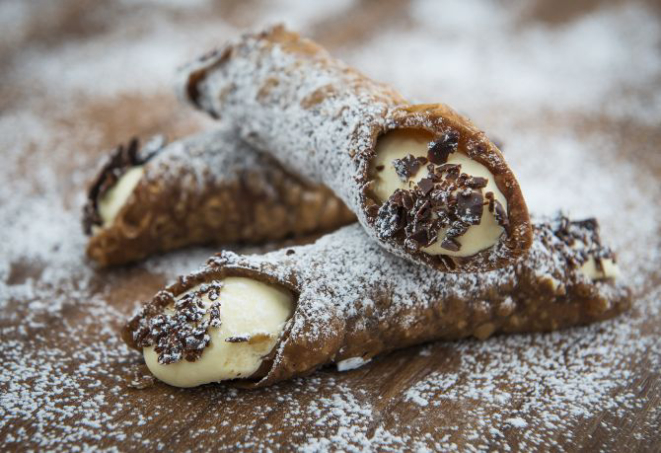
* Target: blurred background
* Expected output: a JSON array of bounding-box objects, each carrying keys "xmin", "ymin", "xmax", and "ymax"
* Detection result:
[
  {"xmin": 3, "ymin": 0, "xmax": 660, "ymax": 117},
  {"xmin": 2, "ymin": 0, "xmax": 660, "ymax": 269}
]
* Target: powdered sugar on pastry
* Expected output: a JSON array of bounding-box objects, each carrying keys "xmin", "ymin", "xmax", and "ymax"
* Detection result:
[
  {"xmin": 83, "ymin": 128, "xmax": 354, "ymax": 266},
  {"xmin": 125, "ymin": 216, "xmax": 630, "ymax": 387},
  {"xmin": 182, "ymin": 26, "xmax": 531, "ymax": 272},
  {"xmin": 1, "ymin": 0, "xmax": 660, "ymax": 450}
]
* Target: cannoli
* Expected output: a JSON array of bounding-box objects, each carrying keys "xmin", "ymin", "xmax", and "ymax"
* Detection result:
[
  {"xmin": 181, "ymin": 25, "xmax": 532, "ymax": 272},
  {"xmin": 123, "ymin": 215, "xmax": 630, "ymax": 388},
  {"xmin": 83, "ymin": 129, "xmax": 355, "ymax": 266}
]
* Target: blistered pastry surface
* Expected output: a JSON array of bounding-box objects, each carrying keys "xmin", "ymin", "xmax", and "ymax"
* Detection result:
[
  {"xmin": 182, "ymin": 26, "xmax": 532, "ymax": 271},
  {"xmin": 83, "ymin": 129, "xmax": 355, "ymax": 265},
  {"xmin": 125, "ymin": 216, "xmax": 630, "ymax": 387},
  {"xmin": 3, "ymin": 1, "xmax": 661, "ymax": 450}
]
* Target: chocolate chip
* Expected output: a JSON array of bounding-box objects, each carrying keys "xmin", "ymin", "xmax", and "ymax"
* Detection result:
[
  {"xmin": 132, "ymin": 282, "xmax": 224, "ymax": 365},
  {"xmin": 376, "ymin": 165, "xmax": 385, "ymax": 172},
  {"xmin": 446, "ymin": 221, "xmax": 469, "ymax": 241},
  {"xmin": 417, "ymin": 177, "xmax": 434, "ymax": 195},
  {"xmin": 428, "ymin": 131, "xmax": 460, "ymax": 164},
  {"xmin": 376, "ymin": 200, "xmax": 405, "ymax": 238},
  {"xmin": 392, "ymin": 154, "xmax": 427, "ymax": 181},
  {"xmin": 493, "ymin": 199, "xmax": 509, "ymax": 228},
  {"xmin": 465, "ymin": 176, "xmax": 488, "ymax": 189},
  {"xmin": 485, "ymin": 192, "xmax": 495, "ymax": 212},
  {"xmin": 414, "ymin": 199, "xmax": 432, "ymax": 221},
  {"xmin": 440, "ymin": 237, "xmax": 460, "ymax": 252},
  {"xmin": 456, "ymin": 190, "xmax": 484, "ymax": 225},
  {"xmin": 409, "ymin": 228, "xmax": 429, "ymax": 246}
]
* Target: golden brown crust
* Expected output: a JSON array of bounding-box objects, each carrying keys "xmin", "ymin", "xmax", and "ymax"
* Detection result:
[
  {"xmin": 123, "ymin": 216, "xmax": 630, "ymax": 388},
  {"xmin": 84, "ymin": 130, "xmax": 355, "ymax": 266},
  {"xmin": 181, "ymin": 25, "xmax": 532, "ymax": 272}
]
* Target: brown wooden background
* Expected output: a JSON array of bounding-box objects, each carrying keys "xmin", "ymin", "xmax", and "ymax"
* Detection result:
[{"xmin": 1, "ymin": 0, "xmax": 660, "ymax": 451}]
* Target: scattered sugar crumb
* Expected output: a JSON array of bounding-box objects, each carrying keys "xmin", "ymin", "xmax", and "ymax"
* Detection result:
[{"xmin": 1, "ymin": 1, "xmax": 660, "ymax": 451}]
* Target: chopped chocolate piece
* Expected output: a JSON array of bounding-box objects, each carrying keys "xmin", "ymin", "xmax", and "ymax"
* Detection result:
[
  {"xmin": 437, "ymin": 254, "xmax": 457, "ymax": 270},
  {"xmin": 208, "ymin": 301, "xmax": 222, "ymax": 328},
  {"xmin": 408, "ymin": 228, "xmax": 429, "ymax": 247},
  {"xmin": 392, "ymin": 154, "xmax": 427, "ymax": 182},
  {"xmin": 207, "ymin": 288, "xmax": 220, "ymax": 301},
  {"xmin": 428, "ymin": 130, "xmax": 460, "ymax": 165},
  {"xmin": 493, "ymin": 200, "xmax": 509, "ymax": 228},
  {"xmin": 574, "ymin": 218, "xmax": 598, "ymax": 232},
  {"xmin": 376, "ymin": 199, "xmax": 405, "ymax": 238},
  {"xmin": 130, "ymin": 282, "xmax": 224, "ymax": 365},
  {"xmin": 153, "ymin": 290, "xmax": 176, "ymax": 308},
  {"xmin": 414, "ymin": 199, "xmax": 432, "ymax": 221},
  {"xmin": 401, "ymin": 190, "xmax": 415, "ymax": 210},
  {"xmin": 375, "ymin": 165, "xmax": 385, "ymax": 172},
  {"xmin": 434, "ymin": 163, "xmax": 461, "ymax": 180},
  {"xmin": 417, "ymin": 177, "xmax": 434, "ymax": 195},
  {"xmin": 440, "ymin": 237, "xmax": 461, "ymax": 252},
  {"xmin": 465, "ymin": 176, "xmax": 488, "ymax": 189},
  {"xmin": 430, "ymin": 188, "xmax": 451, "ymax": 211},
  {"xmin": 485, "ymin": 191, "xmax": 495, "ymax": 212},
  {"xmin": 390, "ymin": 189, "xmax": 404, "ymax": 205},
  {"xmin": 456, "ymin": 190, "xmax": 484, "ymax": 225},
  {"xmin": 446, "ymin": 221, "xmax": 469, "ymax": 242},
  {"xmin": 404, "ymin": 238, "xmax": 421, "ymax": 251},
  {"xmin": 595, "ymin": 257, "xmax": 605, "ymax": 273}
]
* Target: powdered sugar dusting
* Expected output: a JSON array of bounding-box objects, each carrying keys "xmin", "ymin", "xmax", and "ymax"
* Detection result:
[
  {"xmin": 1, "ymin": 0, "xmax": 660, "ymax": 451},
  {"xmin": 349, "ymin": 0, "xmax": 661, "ymax": 125}
]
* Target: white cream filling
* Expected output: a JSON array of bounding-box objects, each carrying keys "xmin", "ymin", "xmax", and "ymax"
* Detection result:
[
  {"xmin": 580, "ymin": 257, "xmax": 619, "ymax": 280},
  {"xmin": 98, "ymin": 166, "xmax": 145, "ymax": 227},
  {"xmin": 370, "ymin": 130, "xmax": 507, "ymax": 257},
  {"xmin": 143, "ymin": 277, "xmax": 293, "ymax": 388}
]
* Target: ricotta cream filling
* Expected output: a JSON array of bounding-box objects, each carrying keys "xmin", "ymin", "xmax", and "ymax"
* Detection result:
[
  {"xmin": 98, "ymin": 166, "xmax": 145, "ymax": 227},
  {"xmin": 371, "ymin": 130, "xmax": 506, "ymax": 257},
  {"xmin": 144, "ymin": 277, "xmax": 293, "ymax": 388}
]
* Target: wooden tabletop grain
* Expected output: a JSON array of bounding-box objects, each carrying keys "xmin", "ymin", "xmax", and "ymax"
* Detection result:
[{"xmin": 1, "ymin": 1, "xmax": 660, "ymax": 451}]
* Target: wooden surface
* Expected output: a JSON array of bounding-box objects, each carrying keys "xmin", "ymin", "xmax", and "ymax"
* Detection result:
[{"xmin": 1, "ymin": 1, "xmax": 660, "ymax": 451}]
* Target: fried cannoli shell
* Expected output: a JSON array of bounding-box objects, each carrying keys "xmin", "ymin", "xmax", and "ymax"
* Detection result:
[
  {"xmin": 83, "ymin": 129, "xmax": 355, "ymax": 266},
  {"xmin": 181, "ymin": 25, "xmax": 532, "ymax": 272},
  {"xmin": 123, "ymin": 216, "xmax": 630, "ymax": 388}
]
